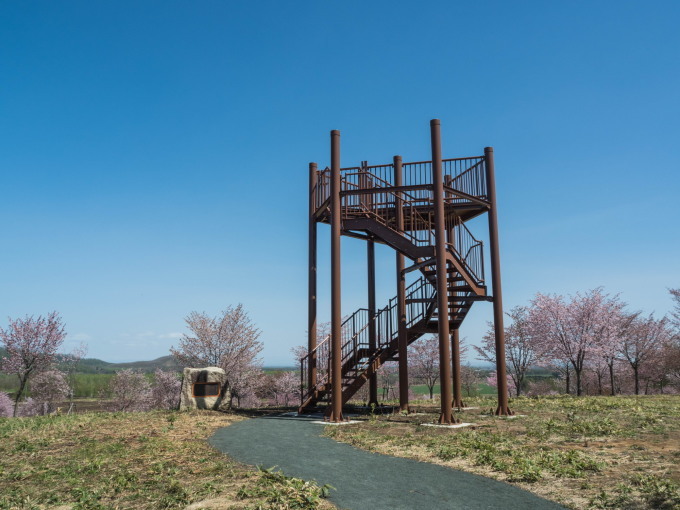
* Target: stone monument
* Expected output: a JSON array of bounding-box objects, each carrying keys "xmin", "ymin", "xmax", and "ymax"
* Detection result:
[{"xmin": 179, "ymin": 367, "xmax": 231, "ymax": 411}]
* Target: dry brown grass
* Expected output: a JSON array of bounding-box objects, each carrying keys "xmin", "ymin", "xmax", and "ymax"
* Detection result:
[
  {"xmin": 327, "ymin": 395, "xmax": 680, "ymax": 509},
  {"xmin": 0, "ymin": 410, "xmax": 334, "ymax": 510}
]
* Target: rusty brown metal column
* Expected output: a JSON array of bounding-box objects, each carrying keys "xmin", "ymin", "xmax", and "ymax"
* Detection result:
[
  {"xmin": 360, "ymin": 161, "xmax": 379, "ymax": 406},
  {"xmin": 431, "ymin": 119, "xmax": 455, "ymax": 424},
  {"xmin": 308, "ymin": 163, "xmax": 318, "ymax": 394},
  {"xmin": 367, "ymin": 237, "xmax": 379, "ymax": 405},
  {"xmin": 445, "ymin": 176, "xmax": 464, "ymax": 410},
  {"xmin": 484, "ymin": 147, "xmax": 513, "ymax": 416},
  {"xmin": 451, "ymin": 329, "xmax": 464, "ymax": 408},
  {"xmin": 329, "ymin": 130, "xmax": 344, "ymax": 422},
  {"xmin": 394, "ymin": 155, "xmax": 409, "ymax": 413}
]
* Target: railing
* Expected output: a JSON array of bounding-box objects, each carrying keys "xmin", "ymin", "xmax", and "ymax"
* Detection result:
[
  {"xmin": 314, "ymin": 167, "xmax": 331, "ymax": 210},
  {"xmin": 341, "ymin": 169, "xmax": 435, "ymax": 247},
  {"xmin": 300, "ymin": 277, "xmax": 435, "ymax": 405},
  {"xmin": 299, "ymin": 307, "xmax": 369, "ymax": 402},
  {"xmin": 339, "ymin": 168, "xmax": 484, "ymax": 286},
  {"xmin": 443, "ymin": 157, "xmax": 487, "ymax": 201},
  {"xmin": 312, "ymin": 156, "xmax": 488, "ymax": 212},
  {"xmin": 445, "ymin": 217, "xmax": 485, "ymax": 285}
]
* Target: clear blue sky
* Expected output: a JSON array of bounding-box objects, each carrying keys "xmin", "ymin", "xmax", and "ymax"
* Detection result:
[{"xmin": 1, "ymin": 1, "xmax": 678, "ymax": 365}]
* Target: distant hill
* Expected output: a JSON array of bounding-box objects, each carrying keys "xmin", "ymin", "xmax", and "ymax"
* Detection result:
[
  {"xmin": 1, "ymin": 348, "xmax": 288, "ymax": 374},
  {"xmin": 71, "ymin": 355, "xmax": 181, "ymax": 374},
  {"xmin": 0, "ymin": 346, "xmax": 180, "ymax": 374}
]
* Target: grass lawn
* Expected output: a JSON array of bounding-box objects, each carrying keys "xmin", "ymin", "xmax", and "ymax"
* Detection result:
[
  {"xmin": 410, "ymin": 383, "xmax": 496, "ymax": 396},
  {"xmin": 325, "ymin": 395, "xmax": 680, "ymax": 510},
  {"xmin": 0, "ymin": 410, "xmax": 334, "ymax": 510}
]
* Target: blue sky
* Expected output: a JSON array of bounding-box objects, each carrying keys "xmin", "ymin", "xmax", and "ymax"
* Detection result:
[{"xmin": 1, "ymin": 1, "xmax": 678, "ymax": 364}]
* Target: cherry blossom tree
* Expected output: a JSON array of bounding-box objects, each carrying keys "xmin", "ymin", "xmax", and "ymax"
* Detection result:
[
  {"xmin": 104, "ymin": 369, "xmax": 152, "ymax": 412},
  {"xmin": 669, "ymin": 288, "xmax": 680, "ymax": 330},
  {"xmin": 150, "ymin": 369, "xmax": 181, "ymax": 410},
  {"xmin": 0, "ymin": 312, "xmax": 66, "ymax": 416},
  {"xmin": 378, "ymin": 362, "xmax": 398, "ymax": 401},
  {"xmin": 528, "ymin": 289, "xmax": 626, "ymax": 396},
  {"xmin": 585, "ymin": 357, "xmax": 610, "ymax": 395},
  {"xmin": 409, "ymin": 336, "xmax": 439, "ymax": 399},
  {"xmin": 291, "ymin": 345, "xmax": 308, "ymax": 363},
  {"xmin": 171, "ymin": 304, "xmax": 263, "ymax": 408},
  {"xmin": 664, "ymin": 289, "xmax": 680, "ymax": 391},
  {"xmin": 621, "ymin": 314, "xmax": 671, "ymax": 395},
  {"xmin": 230, "ymin": 366, "xmax": 265, "ymax": 408},
  {"xmin": 586, "ymin": 311, "xmax": 637, "ymax": 396},
  {"xmin": 526, "ymin": 379, "xmax": 558, "ymax": 396},
  {"xmin": 273, "ymin": 371, "xmax": 299, "ymax": 406},
  {"xmin": 61, "ymin": 343, "xmax": 88, "ymax": 411},
  {"xmin": 475, "ymin": 306, "xmax": 542, "ymax": 396},
  {"xmin": 19, "ymin": 398, "xmax": 46, "ymax": 417},
  {"xmin": 28, "ymin": 369, "xmax": 71, "ymax": 415},
  {"xmin": 460, "ymin": 364, "xmax": 480, "ymax": 397},
  {"xmin": 486, "ymin": 371, "xmax": 515, "ymax": 397},
  {"xmin": 0, "ymin": 392, "xmax": 13, "ymax": 417},
  {"xmin": 663, "ymin": 340, "xmax": 680, "ymax": 391}
]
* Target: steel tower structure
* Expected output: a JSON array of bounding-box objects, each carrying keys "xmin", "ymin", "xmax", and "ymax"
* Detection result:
[{"xmin": 301, "ymin": 120, "xmax": 512, "ymax": 423}]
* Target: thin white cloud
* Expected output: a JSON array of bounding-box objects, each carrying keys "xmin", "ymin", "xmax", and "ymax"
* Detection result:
[
  {"xmin": 70, "ymin": 333, "xmax": 92, "ymax": 341},
  {"xmin": 157, "ymin": 332, "xmax": 183, "ymax": 340}
]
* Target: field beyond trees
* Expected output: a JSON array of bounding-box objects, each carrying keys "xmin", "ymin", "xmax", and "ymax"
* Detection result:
[{"xmin": 325, "ymin": 395, "xmax": 680, "ymax": 510}]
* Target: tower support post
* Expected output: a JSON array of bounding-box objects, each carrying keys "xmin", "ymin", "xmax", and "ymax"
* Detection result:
[
  {"xmin": 360, "ymin": 161, "xmax": 379, "ymax": 406},
  {"xmin": 444, "ymin": 176, "xmax": 465, "ymax": 410},
  {"xmin": 394, "ymin": 155, "xmax": 409, "ymax": 413},
  {"xmin": 308, "ymin": 162, "xmax": 318, "ymax": 395},
  {"xmin": 484, "ymin": 146, "xmax": 513, "ymax": 416},
  {"xmin": 451, "ymin": 328, "xmax": 464, "ymax": 408},
  {"xmin": 330, "ymin": 130, "xmax": 344, "ymax": 422},
  {"xmin": 431, "ymin": 119, "xmax": 455, "ymax": 424},
  {"xmin": 367, "ymin": 237, "xmax": 379, "ymax": 405}
]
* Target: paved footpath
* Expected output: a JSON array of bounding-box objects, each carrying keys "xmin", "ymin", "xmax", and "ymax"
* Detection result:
[{"xmin": 209, "ymin": 414, "xmax": 565, "ymax": 510}]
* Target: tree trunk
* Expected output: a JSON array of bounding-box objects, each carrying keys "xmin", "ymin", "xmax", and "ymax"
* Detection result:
[
  {"xmin": 634, "ymin": 365, "xmax": 640, "ymax": 395},
  {"xmin": 596, "ymin": 372, "xmax": 603, "ymax": 395},
  {"xmin": 565, "ymin": 368, "xmax": 571, "ymax": 394},
  {"xmin": 575, "ymin": 368, "xmax": 582, "ymax": 396},
  {"xmin": 609, "ymin": 362, "xmax": 615, "ymax": 396},
  {"xmin": 13, "ymin": 375, "xmax": 29, "ymax": 418}
]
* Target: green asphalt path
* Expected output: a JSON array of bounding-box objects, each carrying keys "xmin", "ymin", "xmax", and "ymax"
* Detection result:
[{"xmin": 209, "ymin": 414, "xmax": 565, "ymax": 510}]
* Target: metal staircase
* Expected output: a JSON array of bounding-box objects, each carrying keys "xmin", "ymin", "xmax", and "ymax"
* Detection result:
[
  {"xmin": 304, "ymin": 121, "xmax": 513, "ymax": 422},
  {"xmin": 300, "ymin": 159, "xmax": 490, "ymax": 412}
]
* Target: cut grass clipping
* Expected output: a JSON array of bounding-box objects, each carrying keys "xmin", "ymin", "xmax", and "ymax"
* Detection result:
[{"xmin": 0, "ymin": 410, "xmax": 334, "ymax": 510}]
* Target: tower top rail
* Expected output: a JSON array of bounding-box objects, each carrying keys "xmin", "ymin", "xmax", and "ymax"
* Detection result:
[{"xmin": 313, "ymin": 155, "xmax": 488, "ymax": 213}]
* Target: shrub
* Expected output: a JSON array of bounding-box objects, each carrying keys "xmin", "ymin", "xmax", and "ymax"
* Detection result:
[
  {"xmin": 150, "ymin": 369, "xmax": 181, "ymax": 410},
  {"xmin": 0, "ymin": 391, "xmax": 12, "ymax": 417},
  {"xmin": 18, "ymin": 397, "xmax": 46, "ymax": 417},
  {"xmin": 103, "ymin": 369, "xmax": 152, "ymax": 412},
  {"xmin": 28, "ymin": 370, "xmax": 71, "ymax": 415},
  {"xmin": 526, "ymin": 379, "xmax": 559, "ymax": 397}
]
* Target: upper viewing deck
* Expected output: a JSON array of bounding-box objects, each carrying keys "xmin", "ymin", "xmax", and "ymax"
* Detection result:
[{"xmin": 312, "ymin": 155, "xmax": 492, "ymax": 230}]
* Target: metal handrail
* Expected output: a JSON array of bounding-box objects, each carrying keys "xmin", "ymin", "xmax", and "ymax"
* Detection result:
[
  {"xmin": 446, "ymin": 219, "xmax": 485, "ymax": 285},
  {"xmin": 341, "ymin": 169, "xmax": 436, "ymax": 247},
  {"xmin": 300, "ymin": 276, "xmax": 436, "ymax": 403},
  {"xmin": 314, "ymin": 156, "xmax": 488, "ymax": 210}
]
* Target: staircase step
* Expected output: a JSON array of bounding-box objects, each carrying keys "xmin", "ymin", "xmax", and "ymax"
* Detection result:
[
  {"xmin": 449, "ymin": 295, "xmax": 493, "ymax": 302},
  {"xmin": 423, "ymin": 269, "xmax": 462, "ymax": 276}
]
